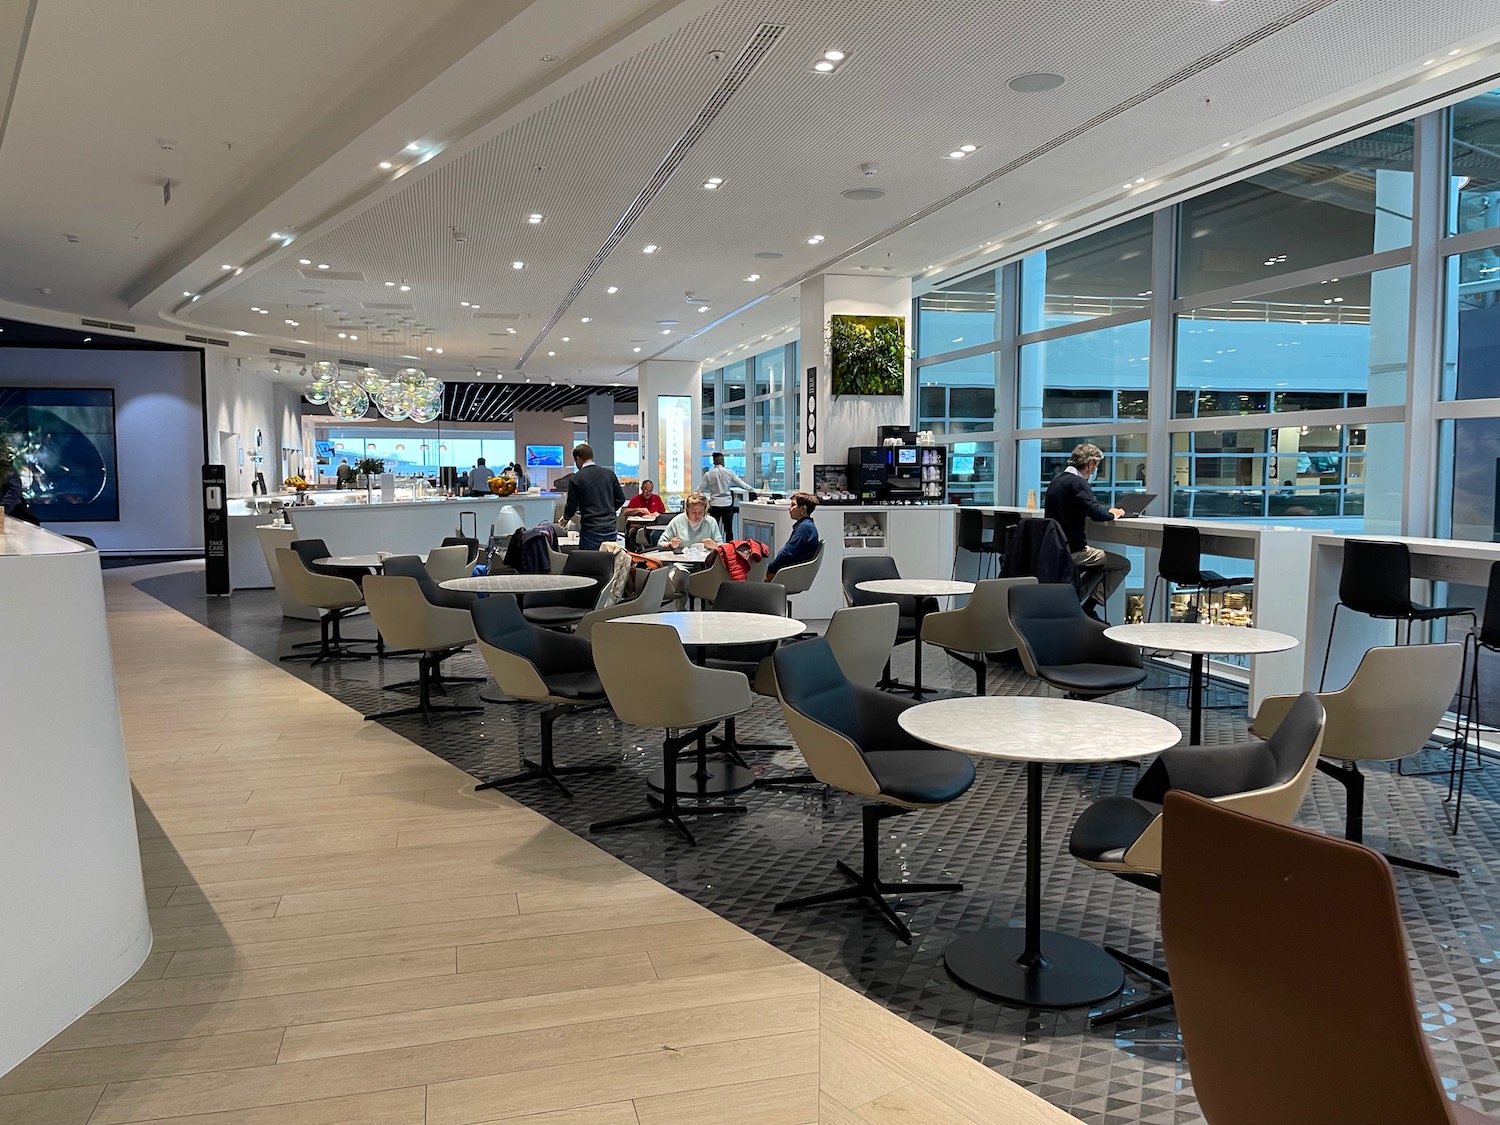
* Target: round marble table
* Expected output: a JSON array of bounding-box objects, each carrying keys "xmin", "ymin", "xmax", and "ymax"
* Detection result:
[
  {"xmin": 612, "ymin": 611, "xmax": 806, "ymax": 797},
  {"xmin": 856, "ymin": 578, "xmax": 975, "ymax": 700},
  {"xmin": 439, "ymin": 574, "xmax": 595, "ymax": 594},
  {"xmin": 900, "ymin": 696, "xmax": 1181, "ymax": 1009},
  {"xmin": 644, "ymin": 547, "xmax": 712, "ymax": 567},
  {"xmin": 441, "ymin": 574, "xmax": 599, "ymax": 701},
  {"xmin": 314, "ymin": 554, "xmax": 387, "ymax": 570},
  {"xmin": 1105, "ymin": 623, "xmax": 1298, "ymax": 744}
]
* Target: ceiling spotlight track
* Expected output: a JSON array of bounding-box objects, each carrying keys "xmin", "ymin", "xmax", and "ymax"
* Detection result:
[{"xmin": 518, "ymin": 22, "xmax": 787, "ymax": 367}]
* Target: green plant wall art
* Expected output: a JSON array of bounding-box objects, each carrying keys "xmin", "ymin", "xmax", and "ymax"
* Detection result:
[{"xmin": 829, "ymin": 314, "xmax": 907, "ymax": 396}]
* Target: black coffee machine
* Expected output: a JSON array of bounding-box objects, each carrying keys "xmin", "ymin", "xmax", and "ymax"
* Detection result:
[{"xmin": 846, "ymin": 447, "xmax": 886, "ymax": 503}]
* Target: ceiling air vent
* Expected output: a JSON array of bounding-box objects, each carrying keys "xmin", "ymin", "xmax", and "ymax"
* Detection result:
[
  {"xmin": 268, "ymin": 346, "xmax": 307, "ymax": 359},
  {"xmin": 472, "ymin": 311, "xmax": 521, "ymax": 320},
  {"xmin": 362, "ymin": 302, "xmax": 414, "ymax": 311},
  {"xmin": 298, "ymin": 269, "xmax": 365, "ymax": 282},
  {"xmin": 185, "ymin": 334, "xmax": 229, "ymax": 347},
  {"xmin": 81, "ymin": 318, "xmax": 136, "ymax": 332}
]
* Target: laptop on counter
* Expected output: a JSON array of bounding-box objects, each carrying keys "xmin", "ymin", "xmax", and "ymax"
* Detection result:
[{"xmin": 1116, "ymin": 492, "xmax": 1157, "ymax": 517}]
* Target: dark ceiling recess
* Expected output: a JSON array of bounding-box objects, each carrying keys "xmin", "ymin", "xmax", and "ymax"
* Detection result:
[{"xmin": 442, "ymin": 382, "xmax": 638, "ymax": 424}]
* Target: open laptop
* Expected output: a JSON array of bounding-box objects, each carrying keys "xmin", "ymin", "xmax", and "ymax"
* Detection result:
[{"xmin": 1116, "ymin": 491, "xmax": 1157, "ymax": 517}]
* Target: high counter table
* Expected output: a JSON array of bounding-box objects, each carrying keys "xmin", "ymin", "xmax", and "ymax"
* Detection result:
[
  {"xmin": 972, "ymin": 506, "xmax": 1312, "ymax": 714},
  {"xmin": 0, "ymin": 522, "xmax": 151, "ymax": 1077}
]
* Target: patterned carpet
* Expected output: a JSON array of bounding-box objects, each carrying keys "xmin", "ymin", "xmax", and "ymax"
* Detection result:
[{"xmin": 135, "ymin": 568, "xmax": 1500, "ymax": 1125}]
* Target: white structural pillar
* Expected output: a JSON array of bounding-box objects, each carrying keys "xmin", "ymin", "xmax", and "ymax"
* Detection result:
[
  {"xmin": 635, "ymin": 360, "xmax": 701, "ymax": 501},
  {"xmin": 797, "ymin": 273, "xmax": 914, "ymax": 491}
]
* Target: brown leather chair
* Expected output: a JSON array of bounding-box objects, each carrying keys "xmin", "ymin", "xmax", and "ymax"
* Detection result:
[{"xmin": 1161, "ymin": 791, "xmax": 1498, "ymax": 1125}]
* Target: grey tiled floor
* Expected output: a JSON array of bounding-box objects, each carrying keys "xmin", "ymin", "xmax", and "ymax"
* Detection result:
[{"xmin": 137, "ymin": 569, "xmax": 1500, "ymax": 1124}]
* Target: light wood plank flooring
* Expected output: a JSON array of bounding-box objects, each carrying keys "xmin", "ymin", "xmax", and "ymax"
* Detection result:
[{"xmin": 0, "ymin": 564, "xmax": 1081, "ymax": 1125}]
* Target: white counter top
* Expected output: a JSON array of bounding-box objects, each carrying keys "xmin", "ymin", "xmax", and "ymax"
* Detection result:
[{"xmin": 1, "ymin": 524, "xmax": 151, "ymax": 1075}]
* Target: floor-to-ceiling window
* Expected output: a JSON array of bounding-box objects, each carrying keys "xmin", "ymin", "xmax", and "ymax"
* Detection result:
[{"xmin": 702, "ymin": 341, "xmax": 798, "ymax": 493}]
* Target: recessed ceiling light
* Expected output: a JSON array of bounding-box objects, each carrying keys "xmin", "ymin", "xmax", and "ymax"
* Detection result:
[
  {"xmin": 1007, "ymin": 72, "xmax": 1066, "ymax": 92},
  {"xmin": 743, "ymin": 274, "xmax": 760, "ymax": 281},
  {"xmin": 824, "ymin": 50, "xmax": 845, "ymax": 61},
  {"xmin": 512, "ymin": 261, "xmax": 524, "ymax": 269},
  {"xmin": 528, "ymin": 213, "xmax": 544, "ymax": 223},
  {"xmin": 399, "ymin": 284, "xmax": 411, "ymax": 291},
  {"xmin": 435, "ymin": 347, "xmax": 443, "ymax": 354},
  {"xmin": 338, "ymin": 332, "xmax": 347, "ymax": 338},
  {"xmin": 960, "ymin": 144, "xmax": 977, "ymax": 153},
  {"xmin": 807, "ymin": 234, "xmax": 825, "ymax": 244},
  {"xmin": 548, "ymin": 350, "xmax": 556, "ymax": 356},
  {"xmin": 379, "ymin": 161, "xmax": 392, "ymax": 169},
  {"xmin": 182, "ymin": 290, "xmax": 191, "ymax": 296},
  {"xmin": 661, "ymin": 329, "xmax": 671, "ymax": 335},
  {"xmin": 606, "ymin": 286, "xmax": 619, "ymax": 294},
  {"xmin": 642, "ymin": 245, "xmax": 658, "ymax": 254},
  {"xmin": 814, "ymin": 61, "xmax": 835, "ymax": 72},
  {"xmin": 561, "ymin": 336, "xmax": 570, "ymax": 342},
  {"xmin": 251, "ymin": 306, "xmax": 261, "ymax": 311},
  {"xmin": 633, "ymin": 347, "xmax": 641, "ymax": 352},
  {"xmin": 1135, "ymin": 177, "xmax": 1145, "ymax": 184},
  {"xmin": 702, "ymin": 181, "xmax": 720, "ymax": 190},
  {"xmin": 258, "ymin": 309, "xmax": 268, "ymax": 314},
  {"xmin": 405, "ymin": 142, "xmax": 422, "ymax": 151},
  {"xmin": 221, "ymin": 264, "xmax": 233, "ymax": 270},
  {"xmin": 1221, "ymin": 141, "xmax": 1233, "ymax": 148},
  {"xmin": 949, "ymin": 151, "xmax": 965, "ymax": 159},
  {"xmin": 580, "ymin": 316, "xmax": 591, "ymax": 322},
  {"xmin": 460, "ymin": 301, "xmax": 470, "ymax": 307},
  {"xmin": 507, "ymin": 327, "xmax": 517, "ymax": 334},
  {"xmin": 1423, "ymin": 58, "xmax": 1437, "ymax": 66},
  {"xmin": 698, "ymin": 305, "xmax": 710, "ymax": 312},
  {"xmin": 384, "ymin": 281, "xmax": 395, "ymax": 286},
  {"xmin": 426, "ymin": 346, "xmax": 433, "ymax": 351},
  {"xmin": 317, "ymin": 263, "xmax": 329, "ymax": 269}
]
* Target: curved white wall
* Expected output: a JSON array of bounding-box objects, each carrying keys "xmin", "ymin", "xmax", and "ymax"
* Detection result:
[{"xmin": 0, "ymin": 523, "xmax": 151, "ymax": 1076}]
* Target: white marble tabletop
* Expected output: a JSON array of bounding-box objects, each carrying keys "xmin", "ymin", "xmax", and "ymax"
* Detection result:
[
  {"xmin": 645, "ymin": 547, "xmax": 711, "ymax": 564},
  {"xmin": 857, "ymin": 578, "xmax": 975, "ymax": 598},
  {"xmin": 314, "ymin": 554, "xmax": 387, "ymax": 569},
  {"xmin": 1105, "ymin": 622, "xmax": 1299, "ymax": 655},
  {"xmin": 626, "ymin": 514, "xmax": 660, "ymax": 522},
  {"xmin": 613, "ymin": 611, "xmax": 806, "ymax": 646},
  {"xmin": 900, "ymin": 696, "xmax": 1181, "ymax": 763},
  {"xmin": 440, "ymin": 574, "xmax": 596, "ymax": 593}
]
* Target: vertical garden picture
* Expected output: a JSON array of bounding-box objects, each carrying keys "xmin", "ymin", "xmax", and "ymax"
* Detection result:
[{"xmin": 829, "ymin": 314, "xmax": 907, "ymax": 396}]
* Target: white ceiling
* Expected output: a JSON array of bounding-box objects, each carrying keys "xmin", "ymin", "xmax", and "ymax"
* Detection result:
[{"xmin": 2, "ymin": 0, "xmax": 1500, "ymax": 390}]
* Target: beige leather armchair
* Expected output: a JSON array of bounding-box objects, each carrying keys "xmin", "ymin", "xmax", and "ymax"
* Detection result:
[
  {"xmin": 920, "ymin": 577, "xmax": 1036, "ymax": 695},
  {"xmin": 360, "ymin": 575, "xmax": 479, "ymax": 722},
  {"xmin": 274, "ymin": 548, "xmax": 370, "ymax": 665}
]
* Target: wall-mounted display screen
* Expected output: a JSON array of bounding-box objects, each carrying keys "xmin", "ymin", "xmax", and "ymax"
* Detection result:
[
  {"xmin": 896, "ymin": 447, "xmax": 917, "ymax": 464},
  {"xmin": 0, "ymin": 387, "xmax": 119, "ymax": 521},
  {"xmin": 525, "ymin": 444, "xmax": 566, "ymax": 468}
]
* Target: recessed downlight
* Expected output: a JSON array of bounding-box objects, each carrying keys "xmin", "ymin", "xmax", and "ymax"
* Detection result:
[
  {"xmin": 661, "ymin": 329, "xmax": 671, "ymax": 335},
  {"xmin": 528, "ymin": 213, "xmax": 544, "ymax": 223},
  {"xmin": 642, "ymin": 245, "xmax": 658, "ymax": 254},
  {"xmin": 824, "ymin": 50, "xmax": 845, "ymax": 61},
  {"xmin": 512, "ymin": 261, "xmax": 525, "ymax": 270},
  {"xmin": 399, "ymin": 284, "xmax": 411, "ymax": 291},
  {"xmin": 1007, "ymin": 72, "xmax": 1066, "ymax": 92},
  {"xmin": 698, "ymin": 305, "xmax": 710, "ymax": 312},
  {"xmin": 606, "ymin": 286, "xmax": 619, "ymax": 294},
  {"xmin": 807, "ymin": 234, "xmax": 825, "ymax": 244},
  {"xmin": 580, "ymin": 317, "xmax": 591, "ymax": 322},
  {"xmin": 813, "ymin": 61, "xmax": 834, "ymax": 72},
  {"xmin": 548, "ymin": 350, "xmax": 556, "ymax": 356},
  {"xmin": 743, "ymin": 273, "xmax": 761, "ymax": 282},
  {"xmin": 379, "ymin": 161, "xmax": 393, "ymax": 169},
  {"xmin": 633, "ymin": 347, "xmax": 641, "ymax": 352},
  {"xmin": 811, "ymin": 49, "xmax": 848, "ymax": 73},
  {"xmin": 405, "ymin": 142, "xmax": 422, "ymax": 151}
]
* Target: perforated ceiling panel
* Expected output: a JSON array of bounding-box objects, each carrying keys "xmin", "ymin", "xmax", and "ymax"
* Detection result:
[{"xmin": 188, "ymin": 0, "xmax": 1500, "ymax": 380}]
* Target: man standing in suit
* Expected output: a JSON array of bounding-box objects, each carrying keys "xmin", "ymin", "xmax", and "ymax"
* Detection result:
[{"xmin": 564, "ymin": 443, "xmax": 625, "ymax": 550}]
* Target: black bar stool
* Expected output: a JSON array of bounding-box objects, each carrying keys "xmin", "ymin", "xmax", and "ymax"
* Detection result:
[
  {"xmin": 953, "ymin": 509, "xmax": 1001, "ymax": 580},
  {"xmin": 1319, "ymin": 539, "xmax": 1474, "ymax": 690},
  {"xmin": 1450, "ymin": 559, "xmax": 1500, "ymax": 833},
  {"xmin": 1146, "ymin": 524, "xmax": 1251, "ymax": 624}
]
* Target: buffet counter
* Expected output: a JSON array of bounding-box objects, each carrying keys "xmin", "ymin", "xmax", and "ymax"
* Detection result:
[
  {"xmin": 0, "ymin": 522, "xmax": 151, "ymax": 1075},
  {"xmin": 741, "ymin": 501, "xmax": 957, "ymax": 619}
]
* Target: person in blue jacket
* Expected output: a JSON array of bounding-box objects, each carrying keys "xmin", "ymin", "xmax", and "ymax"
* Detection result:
[{"xmin": 766, "ymin": 492, "xmax": 820, "ymax": 579}]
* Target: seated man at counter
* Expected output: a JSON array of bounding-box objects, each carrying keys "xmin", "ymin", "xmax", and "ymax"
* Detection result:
[
  {"xmin": 1044, "ymin": 443, "xmax": 1128, "ymax": 619},
  {"xmin": 564, "ymin": 443, "xmax": 625, "ymax": 550},
  {"xmin": 766, "ymin": 492, "xmax": 820, "ymax": 579}
]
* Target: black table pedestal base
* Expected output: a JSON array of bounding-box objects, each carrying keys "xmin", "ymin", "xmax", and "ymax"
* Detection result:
[
  {"xmin": 944, "ymin": 928, "xmax": 1125, "ymax": 1009},
  {"xmin": 647, "ymin": 760, "xmax": 755, "ymax": 798}
]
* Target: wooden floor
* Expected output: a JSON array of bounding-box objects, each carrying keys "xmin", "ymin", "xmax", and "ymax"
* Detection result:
[{"xmin": 0, "ymin": 564, "xmax": 1079, "ymax": 1125}]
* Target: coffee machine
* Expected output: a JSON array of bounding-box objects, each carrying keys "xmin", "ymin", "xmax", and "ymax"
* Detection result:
[
  {"xmin": 883, "ymin": 445, "xmax": 923, "ymax": 503},
  {"xmin": 846, "ymin": 447, "xmax": 886, "ymax": 503}
]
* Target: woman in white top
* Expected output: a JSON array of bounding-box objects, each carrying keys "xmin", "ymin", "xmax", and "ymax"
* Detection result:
[
  {"xmin": 697, "ymin": 452, "xmax": 750, "ymax": 539},
  {"xmin": 661, "ymin": 492, "xmax": 723, "ymax": 549}
]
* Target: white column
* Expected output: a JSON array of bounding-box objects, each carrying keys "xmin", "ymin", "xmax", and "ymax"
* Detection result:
[
  {"xmin": 636, "ymin": 360, "xmax": 701, "ymax": 502},
  {"xmin": 797, "ymin": 273, "xmax": 914, "ymax": 490}
]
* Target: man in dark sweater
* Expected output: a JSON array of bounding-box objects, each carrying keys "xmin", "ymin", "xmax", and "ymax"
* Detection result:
[
  {"xmin": 1044, "ymin": 443, "xmax": 1129, "ymax": 618},
  {"xmin": 563, "ymin": 443, "xmax": 625, "ymax": 550}
]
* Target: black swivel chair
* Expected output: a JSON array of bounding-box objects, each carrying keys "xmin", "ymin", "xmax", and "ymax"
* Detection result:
[
  {"xmin": 1068, "ymin": 691, "xmax": 1326, "ymax": 1026},
  {"xmin": 469, "ymin": 596, "xmax": 614, "ymax": 797},
  {"xmin": 380, "ymin": 554, "xmax": 479, "ymax": 611},
  {"xmin": 705, "ymin": 581, "xmax": 792, "ymax": 756},
  {"xmin": 290, "ymin": 537, "xmax": 345, "ymax": 578},
  {"xmin": 842, "ymin": 555, "xmax": 937, "ymax": 692},
  {"xmin": 522, "ymin": 549, "xmax": 616, "ymax": 630},
  {"xmin": 1007, "ymin": 582, "xmax": 1146, "ymax": 699},
  {"xmin": 772, "ymin": 638, "xmax": 975, "ymax": 943},
  {"xmin": 954, "ymin": 509, "xmax": 1002, "ymax": 581},
  {"xmin": 1148, "ymin": 524, "xmax": 1251, "ymax": 623},
  {"xmin": 1320, "ymin": 540, "xmax": 1473, "ymax": 689}
]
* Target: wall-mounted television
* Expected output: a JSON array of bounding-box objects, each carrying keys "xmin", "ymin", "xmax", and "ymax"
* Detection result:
[
  {"xmin": 525, "ymin": 444, "xmax": 566, "ymax": 468},
  {"xmin": 0, "ymin": 387, "xmax": 119, "ymax": 521}
]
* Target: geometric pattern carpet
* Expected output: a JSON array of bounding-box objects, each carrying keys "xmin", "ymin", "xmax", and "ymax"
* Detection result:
[{"xmin": 135, "ymin": 570, "xmax": 1500, "ymax": 1125}]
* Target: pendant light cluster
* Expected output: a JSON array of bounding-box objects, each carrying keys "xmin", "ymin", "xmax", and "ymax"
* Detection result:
[{"xmin": 301, "ymin": 313, "xmax": 444, "ymax": 423}]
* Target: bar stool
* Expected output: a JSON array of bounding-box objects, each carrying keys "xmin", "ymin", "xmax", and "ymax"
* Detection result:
[
  {"xmin": 953, "ymin": 509, "xmax": 1001, "ymax": 580},
  {"xmin": 1146, "ymin": 524, "xmax": 1250, "ymax": 624},
  {"xmin": 1450, "ymin": 559, "xmax": 1500, "ymax": 833},
  {"xmin": 1319, "ymin": 540, "xmax": 1474, "ymax": 690}
]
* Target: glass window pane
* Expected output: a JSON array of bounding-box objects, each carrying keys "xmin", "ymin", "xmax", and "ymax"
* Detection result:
[
  {"xmin": 1016, "ymin": 433, "xmax": 1147, "ymax": 506},
  {"xmin": 1177, "ymin": 123, "xmax": 1414, "ymax": 296},
  {"xmin": 947, "ymin": 440, "xmax": 996, "ymax": 505},
  {"xmin": 1444, "ymin": 247, "xmax": 1500, "ymax": 399},
  {"xmin": 1450, "ymin": 87, "xmax": 1500, "ymax": 237},
  {"xmin": 1019, "ymin": 216, "xmax": 1153, "ymax": 332},
  {"xmin": 754, "ymin": 452, "xmax": 787, "ymax": 491},
  {"xmin": 1440, "ymin": 417, "xmax": 1500, "ymax": 540},
  {"xmin": 1175, "ymin": 265, "xmax": 1409, "ymax": 415},
  {"xmin": 702, "ymin": 368, "xmax": 716, "ymax": 411},
  {"xmin": 916, "ymin": 354, "xmax": 997, "ymax": 436},
  {"xmin": 1018, "ymin": 319, "xmax": 1149, "ymax": 428},
  {"xmin": 918, "ymin": 270, "xmax": 996, "ymax": 356},
  {"xmin": 756, "ymin": 347, "xmax": 785, "ymax": 395},
  {"xmin": 723, "ymin": 360, "xmax": 747, "ymax": 403},
  {"xmin": 1168, "ymin": 421, "xmax": 1400, "ymax": 530}
]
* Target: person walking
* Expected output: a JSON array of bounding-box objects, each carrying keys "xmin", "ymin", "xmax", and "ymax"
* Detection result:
[
  {"xmin": 698, "ymin": 452, "xmax": 750, "ymax": 539},
  {"xmin": 563, "ymin": 443, "xmax": 625, "ymax": 550}
]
